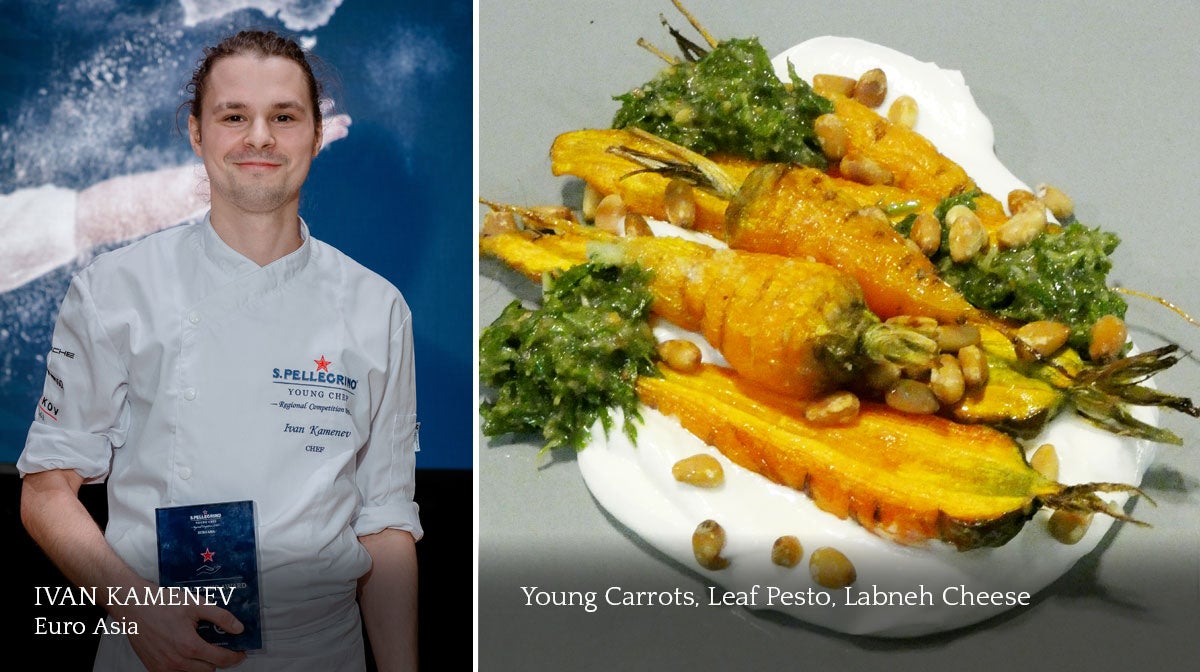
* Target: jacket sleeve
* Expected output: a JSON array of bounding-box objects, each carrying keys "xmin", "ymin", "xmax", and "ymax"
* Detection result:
[
  {"xmin": 17, "ymin": 272, "xmax": 130, "ymax": 481},
  {"xmin": 351, "ymin": 296, "xmax": 423, "ymax": 541}
]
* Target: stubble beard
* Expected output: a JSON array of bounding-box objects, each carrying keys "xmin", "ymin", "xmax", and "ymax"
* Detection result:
[
  {"xmin": 220, "ymin": 178, "xmax": 297, "ymax": 214},
  {"xmin": 212, "ymin": 157, "xmax": 303, "ymax": 214}
]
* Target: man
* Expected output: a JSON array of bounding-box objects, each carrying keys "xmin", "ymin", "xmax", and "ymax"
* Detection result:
[{"xmin": 18, "ymin": 31, "xmax": 420, "ymax": 671}]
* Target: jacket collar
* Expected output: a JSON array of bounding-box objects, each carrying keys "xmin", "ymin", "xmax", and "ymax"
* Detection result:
[{"xmin": 198, "ymin": 211, "xmax": 313, "ymax": 283}]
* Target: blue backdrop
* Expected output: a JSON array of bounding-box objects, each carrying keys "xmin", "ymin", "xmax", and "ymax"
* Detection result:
[{"xmin": 0, "ymin": 0, "xmax": 472, "ymax": 470}]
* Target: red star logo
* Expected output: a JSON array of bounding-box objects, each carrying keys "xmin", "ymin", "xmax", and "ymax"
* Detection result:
[
  {"xmin": 314, "ymin": 355, "xmax": 331, "ymax": 372},
  {"xmin": 201, "ymin": 548, "xmax": 215, "ymax": 563}
]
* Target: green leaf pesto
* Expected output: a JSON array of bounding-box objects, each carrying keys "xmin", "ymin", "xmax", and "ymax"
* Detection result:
[
  {"xmin": 903, "ymin": 192, "xmax": 1127, "ymax": 352},
  {"xmin": 612, "ymin": 37, "xmax": 833, "ymax": 168},
  {"xmin": 479, "ymin": 262, "xmax": 659, "ymax": 452}
]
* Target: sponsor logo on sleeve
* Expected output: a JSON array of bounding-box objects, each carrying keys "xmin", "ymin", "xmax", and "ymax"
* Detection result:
[{"xmin": 37, "ymin": 395, "xmax": 61, "ymax": 422}]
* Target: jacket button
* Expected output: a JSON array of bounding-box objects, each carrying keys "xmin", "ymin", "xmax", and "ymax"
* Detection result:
[
  {"xmin": 178, "ymin": 466, "xmax": 192, "ymax": 480},
  {"xmin": 183, "ymin": 388, "xmax": 197, "ymax": 401},
  {"xmin": 188, "ymin": 311, "xmax": 201, "ymax": 325}
]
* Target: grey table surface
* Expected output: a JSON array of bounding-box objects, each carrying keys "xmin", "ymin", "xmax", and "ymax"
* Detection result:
[{"xmin": 476, "ymin": 1, "xmax": 1200, "ymax": 669}]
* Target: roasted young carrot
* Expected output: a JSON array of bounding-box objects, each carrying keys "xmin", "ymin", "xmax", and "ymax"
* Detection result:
[
  {"xmin": 589, "ymin": 235, "xmax": 937, "ymax": 398},
  {"xmin": 479, "ymin": 229, "xmax": 588, "ymax": 281},
  {"xmin": 550, "ymin": 127, "xmax": 946, "ymax": 238},
  {"xmin": 814, "ymin": 90, "xmax": 1010, "ymax": 233},
  {"xmin": 552, "ymin": 129, "xmax": 1007, "ymax": 328},
  {"xmin": 951, "ymin": 325, "xmax": 1195, "ymax": 444},
  {"xmin": 480, "ymin": 202, "xmax": 936, "ymax": 399},
  {"xmin": 638, "ymin": 364, "xmax": 1145, "ymax": 550},
  {"xmin": 725, "ymin": 162, "xmax": 1004, "ymax": 327},
  {"xmin": 550, "ymin": 128, "xmax": 754, "ymax": 238}
]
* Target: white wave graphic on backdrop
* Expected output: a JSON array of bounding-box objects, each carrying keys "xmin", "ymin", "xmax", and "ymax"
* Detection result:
[
  {"xmin": 1, "ymin": 25, "xmax": 189, "ymax": 189},
  {"xmin": 179, "ymin": 0, "xmax": 343, "ymax": 31}
]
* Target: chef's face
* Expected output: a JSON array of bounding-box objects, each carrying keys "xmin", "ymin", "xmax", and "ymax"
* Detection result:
[{"xmin": 188, "ymin": 54, "xmax": 322, "ymax": 216}]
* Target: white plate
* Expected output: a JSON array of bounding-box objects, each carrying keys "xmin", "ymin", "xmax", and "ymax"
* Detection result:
[{"xmin": 573, "ymin": 36, "xmax": 1158, "ymax": 637}]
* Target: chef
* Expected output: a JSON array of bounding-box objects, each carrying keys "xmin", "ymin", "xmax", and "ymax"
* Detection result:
[{"xmin": 17, "ymin": 30, "xmax": 421, "ymax": 672}]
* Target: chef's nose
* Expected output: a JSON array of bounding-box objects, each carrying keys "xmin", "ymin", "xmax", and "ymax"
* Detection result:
[{"xmin": 244, "ymin": 117, "xmax": 276, "ymax": 149}]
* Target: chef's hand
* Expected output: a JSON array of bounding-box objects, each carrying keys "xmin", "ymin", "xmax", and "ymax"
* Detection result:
[{"xmin": 114, "ymin": 601, "xmax": 247, "ymax": 672}]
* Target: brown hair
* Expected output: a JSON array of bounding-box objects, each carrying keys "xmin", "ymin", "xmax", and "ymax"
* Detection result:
[{"xmin": 183, "ymin": 30, "xmax": 324, "ymax": 128}]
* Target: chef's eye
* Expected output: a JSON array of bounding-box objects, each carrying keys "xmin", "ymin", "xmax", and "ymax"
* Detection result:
[{"xmin": 274, "ymin": 114, "xmax": 295, "ymax": 122}]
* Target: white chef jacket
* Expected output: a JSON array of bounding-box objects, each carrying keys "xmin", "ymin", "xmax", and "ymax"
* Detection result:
[{"xmin": 18, "ymin": 214, "xmax": 423, "ymax": 670}]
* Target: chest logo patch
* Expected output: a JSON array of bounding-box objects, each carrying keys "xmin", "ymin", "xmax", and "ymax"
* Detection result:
[{"xmin": 272, "ymin": 354, "xmax": 358, "ymax": 392}]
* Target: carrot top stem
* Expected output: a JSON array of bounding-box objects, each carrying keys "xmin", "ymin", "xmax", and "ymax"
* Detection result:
[
  {"xmin": 1040, "ymin": 482, "xmax": 1152, "ymax": 525},
  {"xmin": 1067, "ymin": 344, "xmax": 1198, "ymax": 445},
  {"xmin": 607, "ymin": 129, "xmax": 741, "ymax": 200}
]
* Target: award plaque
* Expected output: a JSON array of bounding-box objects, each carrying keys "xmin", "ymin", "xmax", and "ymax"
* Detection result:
[{"xmin": 155, "ymin": 500, "xmax": 262, "ymax": 650}]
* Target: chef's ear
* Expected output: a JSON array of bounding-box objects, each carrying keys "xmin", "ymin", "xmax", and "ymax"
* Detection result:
[{"xmin": 188, "ymin": 114, "xmax": 202, "ymax": 156}]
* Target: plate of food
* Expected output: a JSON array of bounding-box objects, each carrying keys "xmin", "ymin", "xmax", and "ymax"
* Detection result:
[{"xmin": 477, "ymin": 0, "xmax": 1200, "ymax": 667}]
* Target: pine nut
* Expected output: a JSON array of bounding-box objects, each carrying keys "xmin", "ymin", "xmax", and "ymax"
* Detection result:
[
  {"xmin": 771, "ymin": 535, "xmax": 803, "ymax": 568},
  {"xmin": 1029, "ymin": 443, "xmax": 1059, "ymax": 481},
  {"xmin": 1088, "ymin": 314, "xmax": 1127, "ymax": 361},
  {"xmin": 943, "ymin": 204, "xmax": 973, "ymax": 226},
  {"xmin": 887, "ymin": 95, "xmax": 918, "ymax": 128},
  {"xmin": 657, "ymin": 339, "xmax": 703, "ymax": 373},
  {"xmin": 1015, "ymin": 320, "xmax": 1071, "ymax": 359},
  {"xmin": 852, "ymin": 68, "xmax": 888, "ymax": 108},
  {"xmin": 909, "ymin": 212, "xmax": 942, "ymax": 256},
  {"xmin": 858, "ymin": 206, "xmax": 891, "ymax": 228},
  {"xmin": 672, "ymin": 453, "xmax": 725, "ymax": 488},
  {"xmin": 1038, "ymin": 184, "xmax": 1075, "ymax": 221},
  {"xmin": 692, "ymin": 519, "xmax": 730, "ymax": 570},
  {"xmin": 957, "ymin": 345, "xmax": 989, "ymax": 389},
  {"xmin": 623, "ymin": 212, "xmax": 655, "ymax": 237},
  {"xmin": 1047, "ymin": 509, "xmax": 1093, "ymax": 545},
  {"xmin": 814, "ymin": 114, "xmax": 849, "ymax": 161},
  {"xmin": 582, "ymin": 182, "xmax": 603, "ymax": 221},
  {"xmin": 840, "ymin": 156, "xmax": 894, "ymax": 186},
  {"xmin": 813, "ymin": 73, "xmax": 856, "ymax": 97},
  {"xmin": 998, "ymin": 208, "xmax": 1047, "ymax": 249},
  {"xmin": 664, "ymin": 178, "xmax": 697, "ymax": 229},
  {"xmin": 885, "ymin": 379, "xmax": 940, "ymax": 414},
  {"xmin": 593, "ymin": 193, "xmax": 626, "ymax": 234},
  {"xmin": 899, "ymin": 361, "xmax": 932, "ymax": 381},
  {"xmin": 946, "ymin": 206, "xmax": 988, "ymax": 263},
  {"xmin": 863, "ymin": 361, "xmax": 902, "ymax": 394},
  {"xmin": 934, "ymin": 324, "xmax": 981, "ymax": 352},
  {"xmin": 1007, "ymin": 188, "xmax": 1040, "ymax": 215},
  {"xmin": 480, "ymin": 210, "xmax": 517, "ymax": 237},
  {"xmin": 804, "ymin": 391, "xmax": 861, "ymax": 426},
  {"xmin": 809, "ymin": 546, "xmax": 856, "ymax": 589},
  {"xmin": 929, "ymin": 354, "xmax": 966, "ymax": 405}
]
